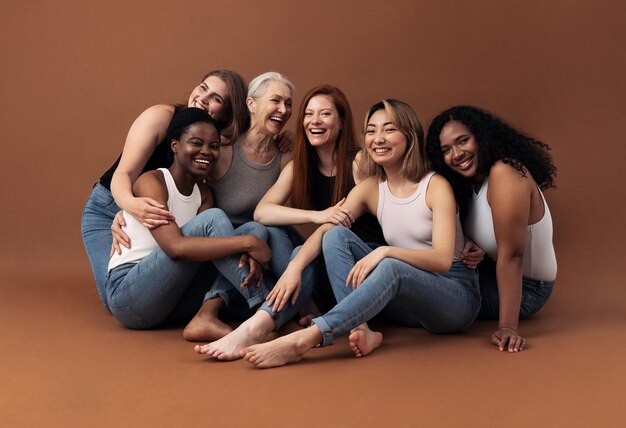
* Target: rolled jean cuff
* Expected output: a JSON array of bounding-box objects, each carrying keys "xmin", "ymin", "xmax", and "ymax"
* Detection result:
[
  {"xmin": 311, "ymin": 316, "xmax": 333, "ymax": 347},
  {"xmin": 204, "ymin": 288, "xmax": 233, "ymax": 305}
]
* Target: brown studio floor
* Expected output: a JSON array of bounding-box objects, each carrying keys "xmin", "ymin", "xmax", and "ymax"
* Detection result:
[{"xmin": 1, "ymin": 261, "xmax": 624, "ymax": 428}]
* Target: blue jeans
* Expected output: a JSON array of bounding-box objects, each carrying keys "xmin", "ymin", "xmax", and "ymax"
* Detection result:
[
  {"xmin": 476, "ymin": 257, "xmax": 555, "ymax": 320},
  {"xmin": 314, "ymin": 226, "xmax": 481, "ymax": 346},
  {"xmin": 105, "ymin": 208, "xmax": 268, "ymax": 329},
  {"xmin": 81, "ymin": 183, "xmax": 120, "ymax": 310},
  {"xmin": 205, "ymin": 230, "xmax": 316, "ymax": 330}
]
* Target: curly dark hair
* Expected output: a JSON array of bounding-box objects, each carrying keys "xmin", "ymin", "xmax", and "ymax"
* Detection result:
[{"xmin": 425, "ymin": 105, "xmax": 557, "ymax": 219}]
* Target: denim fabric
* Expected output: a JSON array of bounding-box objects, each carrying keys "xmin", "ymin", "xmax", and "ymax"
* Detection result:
[
  {"xmin": 314, "ymin": 226, "xmax": 480, "ymax": 346},
  {"xmin": 105, "ymin": 208, "xmax": 269, "ymax": 329},
  {"xmin": 476, "ymin": 257, "xmax": 555, "ymax": 320},
  {"xmin": 204, "ymin": 221, "xmax": 275, "ymax": 306},
  {"xmin": 81, "ymin": 183, "xmax": 121, "ymax": 310},
  {"xmin": 255, "ymin": 245, "xmax": 316, "ymax": 329},
  {"xmin": 267, "ymin": 225, "xmax": 305, "ymax": 275}
]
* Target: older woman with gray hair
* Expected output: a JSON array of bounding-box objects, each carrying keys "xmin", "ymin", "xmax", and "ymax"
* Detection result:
[{"xmin": 183, "ymin": 72, "xmax": 300, "ymax": 341}]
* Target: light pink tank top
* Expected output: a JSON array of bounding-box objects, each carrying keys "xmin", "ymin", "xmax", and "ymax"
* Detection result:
[{"xmin": 376, "ymin": 171, "xmax": 464, "ymax": 260}]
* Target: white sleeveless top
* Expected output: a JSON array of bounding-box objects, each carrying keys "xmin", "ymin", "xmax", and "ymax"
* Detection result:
[
  {"xmin": 464, "ymin": 176, "xmax": 557, "ymax": 281},
  {"xmin": 108, "ymin": 168, "xmax": 202, "ymax": 270},
  {"xmin": 376, "ymin": 171, "xmax": 464, "ymax": 260}
]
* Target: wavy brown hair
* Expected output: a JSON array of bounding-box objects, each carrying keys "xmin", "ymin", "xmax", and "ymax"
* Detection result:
[
  {"xmin": 203, "ymin": 70, "xmax": 249, "ymax": 143},
  {"xmin": 291, "ymin": 85, "xmax": 359, "ymax": 209}
]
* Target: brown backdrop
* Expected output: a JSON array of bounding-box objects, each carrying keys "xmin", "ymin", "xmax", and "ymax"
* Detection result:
[{"xmin": 1, "ymin": 1, "xmax": 625, "ymax": 427}]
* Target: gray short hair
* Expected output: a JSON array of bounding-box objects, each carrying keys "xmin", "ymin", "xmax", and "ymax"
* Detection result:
[{"xmin": 247, "ymin": 72, "xmax": 295, "ymax": 100}]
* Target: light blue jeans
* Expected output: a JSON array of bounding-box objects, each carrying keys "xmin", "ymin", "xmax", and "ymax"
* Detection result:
[
  {"xmin": 205, "ymin": 226, "xmax": 316, "ymax": 330},
  {"xmin": 314, "ymin": 226, "xmax": 481, "ymax": 346},
  {"xmin": 105, "ymin": 208, "xmax": 268, "ymax": 329},
  {"xmin": 81, "ymin": 183, "xmax": 120, "ymax": 310},
  {"xmin": 476, "ymin": 257, "xmax": 555, "ymax": 320},
  {"xmin": 204, "ymin": 225, "xmax": 304, "ymax": 308}
]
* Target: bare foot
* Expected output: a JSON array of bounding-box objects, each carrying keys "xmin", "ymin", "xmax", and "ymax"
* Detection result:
[
  {"xmin": 194, "ymin": 311, "xmax": 274, "ymax": 361},
  {"xmin": 297, "ymin": 298, "xmax": 321, "ymax": 327},
  {"xmin": 348, "ymin": 327, "xmax": 383, "ymax": 357},
  {"xmin": 183, "ymin": 298, "xmax": 232, "ymax": 342},
  {"xmin": 241, "ymin": 326, "xmax": 322, "ymax": 369}
]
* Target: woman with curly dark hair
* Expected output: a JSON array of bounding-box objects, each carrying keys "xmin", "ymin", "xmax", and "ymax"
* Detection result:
[{"xmin": 426, "ymin": 105, "xmax": 557, "ymax": 353}]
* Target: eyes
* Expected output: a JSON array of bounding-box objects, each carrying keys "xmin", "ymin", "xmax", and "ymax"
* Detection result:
[
  {"xmin": 270, "ymin": 97, "xmax": 292, "ymax": 108},
  {"xmin": 304, "ymin": 110, "xmax": 333, "ymax": 118},
  {"xmin": 198, "ymin": 84, "xmax": 224, "ymax": 105},
  {"xmin": 365, "ymin": 126, "xmax": 397, "ymax": 135},
  {"xmin": 441, "ymin": 137, "xmax": 469, "ymax": 156},
  {"xmin": 188, "ymin": 139, "xmax": 221, "ymax": 151}
]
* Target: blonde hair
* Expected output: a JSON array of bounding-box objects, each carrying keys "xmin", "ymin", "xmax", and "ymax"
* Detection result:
[{"xmin": 359, "ymin": 99, "xmax": 430, "ymax": 181}]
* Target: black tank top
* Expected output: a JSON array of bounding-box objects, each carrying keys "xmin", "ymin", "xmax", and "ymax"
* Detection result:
[
  {"xmin": 98, "ymin": 105, "xmax": 182, "ymax": 189},
  {"xmin": 311, "ymin": 167, "xmax": 386, "ymax": 246}
]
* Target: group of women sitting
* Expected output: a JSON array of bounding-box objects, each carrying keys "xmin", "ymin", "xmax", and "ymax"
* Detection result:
[{"xmin": 81, "ymin": 70, "xmax": 557, "ymax": 369}]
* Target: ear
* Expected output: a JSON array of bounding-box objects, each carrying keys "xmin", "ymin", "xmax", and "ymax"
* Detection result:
[
  {"xmin": 170, "ymin": 139, "xmax": 178, "ymax": 154},
  {"xmin": 246, "ymin": 97, "xmax": 255, "ymax": 114}
]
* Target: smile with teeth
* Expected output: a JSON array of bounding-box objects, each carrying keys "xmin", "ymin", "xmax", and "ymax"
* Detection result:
[
  {"xmin": 309, "ymin": 128, "xmax": 326, "ymax": 135},
  {"xmin": 193, "ymin": 101, "xmax": 207, "ymax": 111},
  {"xmin": 194, "ymin": 158, "xmax": 211, "ymax": 165},
  {"xmin": 372, "ymin": 147, "xmax": 391, "ymax": 154},
  {"xmin": 269, "ymin": 116, "xmax": 284, "ymax": 124},
  {"xmin": 455, "ymin": 157, "xmax": 473, "ymax": 169}
]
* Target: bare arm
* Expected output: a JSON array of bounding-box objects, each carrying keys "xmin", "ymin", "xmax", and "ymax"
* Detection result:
[
  {"xmin": 265, "ymin": 178, "xmax": 373, "ymax": 311},
  {"xmin": 134, "ymin": 172, "xmax": 271, "ymax": 265},
  {"xmin": 110, "ymin": 104, "xmax": 176, "ymax": 228},
  {"xmin": 489, "ymin": 161, "xmax": 532, "ymax": 351},
  {"xmin": 346, "ymin": 175, "xmax": 458, "ymax": 287},
  {"xmin": 254, "ymin": 161, "xmax": 354, "ymax": 227}
]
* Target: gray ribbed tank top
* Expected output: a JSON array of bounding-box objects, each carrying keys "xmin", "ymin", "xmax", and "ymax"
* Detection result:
[{"xmin": 206, "ymin": 140, "xmax": 281, "ymax": 226}]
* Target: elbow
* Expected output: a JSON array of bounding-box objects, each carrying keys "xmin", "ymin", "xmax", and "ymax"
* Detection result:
[
  {"xmin": 253, "ymin": 205, "xmax": 266, "ymax": 223},
  {"xmin": 162, "ymin": 243, "xmax": 186, "ymax": 262},
  {"xmin": 434, "ymin": 253, "xmax": 454, "ymax": 273}
]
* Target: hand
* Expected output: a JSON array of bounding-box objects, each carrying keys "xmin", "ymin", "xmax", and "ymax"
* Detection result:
[
  {"xmin": 110, "ymin": 211, "xmax": 130, "ymax": 256},
  {"xmin": 491, "ymin": 327, "xmax": 526, "ymax": 352},
  {"xmin": 462, "ymin": 238, "xmax": 485, "ymax": 269},
  {"xmin": 126, "ymin": 197, "xmax": 175, "ymax": 228},
  {"xmin": 275, "ymin": 129, "xmax": 294, "ymax": 152},
  {"xmin": 346, "ymin": 247, "xmax": 388, "ymax": 289},
  {"xmin": 238, "ymin": 253, "xmax": 263, "ymax": 288},
  {"xmin": 247, "ymin": 236, "xmax": 272, "ymax": 267},
  {"xmin": 266, "ymin": 265, "xmax": 302, "ymax": 313},
  {"xmin": 312, "ymin": 198, "xmax": 355, "ymax": 227}
]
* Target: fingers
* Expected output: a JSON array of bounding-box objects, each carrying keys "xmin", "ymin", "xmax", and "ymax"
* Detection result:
[
  {"xmin": 238, "ymin": 254, "xmax": 248, "ymax": 269},
  {"xmin": 492, "ymin": 329, "xmax": 526, "ymax": 352}
]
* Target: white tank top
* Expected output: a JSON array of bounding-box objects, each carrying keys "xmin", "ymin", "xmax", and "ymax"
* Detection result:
[
  {"xmin": 108, "ymin": 168, "xmax": 202, "ymax": 270},
  {"xmin": 376, "ymin": 171, "xmax": 464, "ymax": 260},
  {"xmin": 464, "ymin": 176, "xmax": 557, "ymax": 281}
]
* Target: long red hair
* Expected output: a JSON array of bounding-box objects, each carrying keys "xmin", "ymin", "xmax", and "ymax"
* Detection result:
[{"xmin": 291, "ymin": 85, "xmax": 359, "ymax": 209}]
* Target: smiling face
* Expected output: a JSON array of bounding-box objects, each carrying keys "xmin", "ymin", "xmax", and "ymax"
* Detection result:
[
  {"xmin": 364, "ymin": 109, "xmax": 408, "ymax": 169},
  {"xmin": 172, "ymin": 122, "xmax": 221, "ymax": 178},
  {"xmin": 303, "ymin": 95, "xmax": 342, "ymax": 149},
  {"xmin": 438, "ymin": 120, "xmax": 480, "ymax": 179},
  {"xmin": 187, "ymin": 76, "xmax": 228, "ymax": 121},
  {"xmin": 248, "ymin": 80, "xmax": 292, "ymax": 136}
]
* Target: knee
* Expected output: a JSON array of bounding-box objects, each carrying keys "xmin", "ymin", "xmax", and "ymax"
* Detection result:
[
  {"xmin": 322, "ymin": 226, "xmax": 350, "ymax": 252},
  {"xmin": 110, "ymin": 305, "xmax": 155, "ymax": 330},
  {"xmin": 186, "ymin": 208, "xmax": 231, "ymax": 237},
  {"xmin": 245, "ymin": 221, "xmax": 269, "ymax": 241}
]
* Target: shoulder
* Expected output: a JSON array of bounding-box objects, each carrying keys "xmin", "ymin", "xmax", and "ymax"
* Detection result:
[
  {"xmin": 489, "ymin": 160, "xmax": 535, "ymax": 188},
  {"xmin": 198, "ymin": 181, "xmax": 214, "ymax": 207},
  {"xmin": 136, "ymin": 104, "xmax": 176, "ymax": 125},
  {"xmin": 279, "ymin": 149, "xmax": 294, "ymax": 169},
  {"xmin": 425, "ymin": 173, "xmax": 454, "ymax": 209},
  {"xmin": 352, "ymin": 150, "xmax": 366, "ymax": 183},
  {"xmin": 134, "ymin": 170, "xmax": 167, "ymax": 196}
]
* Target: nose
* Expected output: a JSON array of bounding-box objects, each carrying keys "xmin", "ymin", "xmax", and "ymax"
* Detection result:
[
  {"xmin": 451, "ymin": 144, "xmax": 463, "ymax": 158},
  {"xmin": 311, "ymin": 113, "xmax": 322, "ymax": 124},
  {"xmin": 277, "ymin": 101, "xmax": 286, "ymax": 114}
]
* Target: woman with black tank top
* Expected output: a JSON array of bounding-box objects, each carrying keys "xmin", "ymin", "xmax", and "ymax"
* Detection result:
[{"xmin": 81, "ymin": 70, "xmax": 250, "ymax": 311}]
